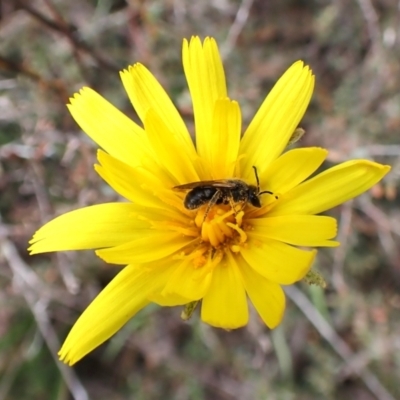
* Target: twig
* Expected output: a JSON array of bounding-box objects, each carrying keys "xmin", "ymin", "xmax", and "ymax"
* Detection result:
[
  {"xmin": 363, "ymin": 145, "xmax": 400, "ymax": 157},
  {"xmin": 41, "ymin": 0, "xmax": 95, "ymax": 83},
  {"xmin": 285, "ymin": 286, "xmax": 396, "ymax": 400},
  {"xmin": 221, "ymin": 0, "xmax": 254, "ymax": 59},
  {"xmin": 332, "ymin": 201, "xmax": 353, "ymax": 294},
  {"xmin": 28, "ymin": 156, "xmax": 81, "ymax": 294},
  {"xmin": 355, "ymin": 0, "xmax": 382, "ymax": 49},
  {"xmin": 15, "ymin": 0, "xmax": 119, "ymax": 73},
  {"xmin": 0, "ymin": 55, "xmax": 69, "ymax": 101},
  {"xmin": 397, "ymin": 0, "xmax": 400, "ymax": 47},
  {"xmin": 354, "ymin": 196, "xmax": 400, "ymax": 278},
  {"xmin": 0, "ymin": 228, "xmax": 89, "ymax": 400}
]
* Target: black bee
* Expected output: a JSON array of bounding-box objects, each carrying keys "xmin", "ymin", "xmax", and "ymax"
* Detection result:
[{"xmin": 174, "ymin": 166, "xmax": 277, "ymax": 218}]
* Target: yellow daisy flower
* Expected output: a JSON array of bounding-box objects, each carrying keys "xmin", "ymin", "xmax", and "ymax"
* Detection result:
[{"xmin": 29, "ymin": 36, "xmax": 390, "ymax": 366}]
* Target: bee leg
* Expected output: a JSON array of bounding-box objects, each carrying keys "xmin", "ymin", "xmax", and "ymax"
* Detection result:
[
  {"xmin": 202, "ymin": 190, "xmax": 222, "ymax": 222},
  {"xmin": 228, "ymin": 195, "xmax": 238, "ymax": 216},
  {"xmin": 238, "ymin": 200, "xmax": 247, "ymax": 213}
]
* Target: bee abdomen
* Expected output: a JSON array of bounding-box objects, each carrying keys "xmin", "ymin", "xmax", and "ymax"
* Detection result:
[{"xmin": 184, "ymin": 186, "xmax": 218, "ymax": 209}]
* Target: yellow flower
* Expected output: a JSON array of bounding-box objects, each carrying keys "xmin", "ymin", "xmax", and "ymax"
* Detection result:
[{"xmin": 29, "ymin": 37, "xmax": 390, "ymax": 365}]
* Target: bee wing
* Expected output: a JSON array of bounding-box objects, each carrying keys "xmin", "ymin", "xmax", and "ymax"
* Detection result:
[{"xmin": 173, "ymin": 179, "xmax": 235, "ymax": 190}]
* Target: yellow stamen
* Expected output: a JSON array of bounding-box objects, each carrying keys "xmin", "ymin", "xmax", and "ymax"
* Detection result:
[
  {"xmin": 235, "ymin": 210, "xmax": 244, "ymax": 226},
  {"xmin": 214, "ymin": 208, "xmax": 236, "ymax": 237},
  {"xmin": 205, "ymin": 222, "xmax": 220, "ymax": 247},
  {"xmin": 231, "ymin": 245, "xmax": 241, "ymax": 253},
  {"xmin": 226, "ymin": 222, "xmax": 247, "ymax": 243},
  {"xmin": 192, "ymin": 203, "xmax": 249, "ymax": 250},
  {"xmin": 210, "ymin": 220, "xmax": 225, "ymax": 244}
]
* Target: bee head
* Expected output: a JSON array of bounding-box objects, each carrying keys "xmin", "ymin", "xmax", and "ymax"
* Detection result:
[{"xmin": 248, "ymin": 187, "xmax": 262, "ymax": 207}]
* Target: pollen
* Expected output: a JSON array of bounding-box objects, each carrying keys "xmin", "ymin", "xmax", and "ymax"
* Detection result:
[{"xmin": 194, "ymin": 204, "xmax": 248, "ymax": 249}]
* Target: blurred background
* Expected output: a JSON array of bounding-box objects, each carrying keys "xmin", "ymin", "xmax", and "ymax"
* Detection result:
[{"xmin": 0, "ymin": 0, "xmax": 399, "ymax": 399}]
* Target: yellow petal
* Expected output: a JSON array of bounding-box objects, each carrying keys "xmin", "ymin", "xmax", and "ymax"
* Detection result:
[
  {"xmin": 162, "ymin": 258, "xmax": 212, "ymax": 300},
  {"xmin": 259, "ymin": 147, "xmax": 328, "ymax": 194},
  {"xmin": 95, "ymin": 150, "xmax": 184, "ymax": 212},
  {"xmin": 249, "ymin": 215, "xmax": 339, "ymax": 247},
  {"xmin": 241, "ymin": 236, "xmax": 316, "ymax": 284},
  {"xmin": 125, "ymin": 202, "xmax": 191, "ymax": 226},
  {"xmin": 120, "ymin": 64, "xmax": 198, "ymax": 162},
  {"xmin": 59, "ymin": 263, "xmax": 174, "ymax": 365},
  {"xmin": 201, "ymin": 256, "xmax": 248, "ymax": 329},
  {"xmin": 96, "ymin": 231, "xmax": 194, "ymax": 265},
  {"xmin": 95, "ymin": 150, "xmax": 162, "ymax": 206},
  {"xmin": 149, "ymin": 292, "xmax": 190, "ymax": 306},
  {"xmin": 182, "ymin": 37, "xmax": 227, "ymax": 162},
  {"xmin": 236, "ymin": 254, "xmax": 285, "ymax": 328},
  {"xmin": 268, "ymin": 160, "xmax": 391, "ymax": 216},
  {"xmin": 67, "ymin": 87, "xmax": 152, "ymax": 167},
  {"xmin": 240, "ymin": 61, "xmax": 314, "ymax": 177},
  {"xmin": 210, "ymin": 98, "xmax": 241, "ymax": 178},
  {"xmin": 29, "ymin": 203, "xmax": 146, "ymax": 254},
  {"xmin": 144, "ymin": 109, "xmax": 200, "ymax": 184}
]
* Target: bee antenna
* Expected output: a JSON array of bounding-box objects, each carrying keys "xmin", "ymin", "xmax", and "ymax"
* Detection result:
[
  {"xmin": 259, "ymin": 190, "xmax": 279, "ymax": 200},
  {"xmin": 252, "ymin": 166, "xmax": 260, "ymax": 193},
  {"xmin": 253, "ymin": 166, "xmax": 278, "ymax": 200}
]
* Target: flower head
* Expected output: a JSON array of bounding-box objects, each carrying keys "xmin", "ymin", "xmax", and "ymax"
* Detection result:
[{"xmin": 29, "ymin": 37, "xmax": 390, "ymax": 365}]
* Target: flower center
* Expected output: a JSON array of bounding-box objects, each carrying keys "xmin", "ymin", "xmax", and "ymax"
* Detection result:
[{"xmin": 194, "ymin": 204, "xmax": 248, "ymax": 249}]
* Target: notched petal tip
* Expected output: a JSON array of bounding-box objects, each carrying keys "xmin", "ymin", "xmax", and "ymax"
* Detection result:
[
  {"xmin": 72, "ymin": 86, "xmax": 91, "ymax": 99},
  {"xmin": 28, "ymin": 230, "xmax": 48, "ymax": 255},
  {"xmin": 291, "ymin": 59, "xmax": 313, "ymax": 73},
  {"xmin": 27, "ymin": 244, "xmax": 38, "ymax": 255},
  {"xmin": 293, "ymin": 59, "xmax": 305, "ymax": 67},
  {"xmin": 185, "ymin": 36, "xmax": 217, "ymax": 52},
  {"xmin": 67, "ymin": 90, "xmax": 84, "ymax": 105},
  {"xmin": 291, "ymin": 60, "xmax": 315, "ymax": 86},
  {"xmin": 96, "ymin": 148, "xmax": 105, "ymax": 159},
  {"xmin": 189, "ymin": 35, "xmax": 201, "ymax": 44},
  {"xmin": 240, "ymin": 57, "xmax": 316, "ymax": 175},
  {"xmin": 120, "ymin": 64, "xmax": 140, "ymax": 84},
  {"xmin": 58, "ymin": 349, "xmax": 73, "ymax": 366}
]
